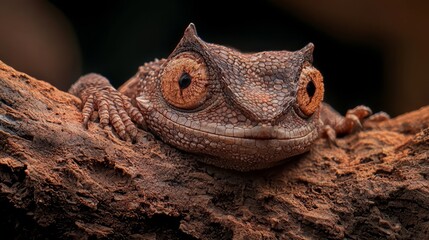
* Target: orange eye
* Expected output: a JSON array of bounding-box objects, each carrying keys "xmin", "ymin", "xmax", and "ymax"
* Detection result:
[
  {"xmin": 296, "ymin": 63, "xmax": 324, "ymax": 116},
  {"xmin": 161, "ymin": 52, "xmax": 209, "ymax": 110}
]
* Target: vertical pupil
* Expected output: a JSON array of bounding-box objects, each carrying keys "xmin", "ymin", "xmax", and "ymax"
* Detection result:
[
  {"xmin": 306, "ymin": 80, "xmax": 316, "ymax": 98},
  {"xmin": 178, "ymin": 73, "xmax": 192, "ymax": 89}
]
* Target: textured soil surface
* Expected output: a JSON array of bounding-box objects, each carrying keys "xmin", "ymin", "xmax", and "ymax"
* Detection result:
[{"xmin": 0, "ymin": 60, "xmax": 428, "ymax": 239}]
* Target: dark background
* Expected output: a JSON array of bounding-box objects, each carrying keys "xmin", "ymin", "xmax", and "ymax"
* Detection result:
[{"xmin": 0, "ymin": 0, "xmax": 428, "ymax": 116}]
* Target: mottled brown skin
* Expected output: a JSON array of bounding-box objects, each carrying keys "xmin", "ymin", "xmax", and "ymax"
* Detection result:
[{"xmin": 69, "ymin": 23, "xmax": 387, "ymax": 171}]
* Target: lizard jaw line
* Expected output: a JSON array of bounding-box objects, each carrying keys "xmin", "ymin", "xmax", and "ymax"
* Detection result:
[
  {"xmin": 196, "ymin": 124, "xmax": 318, "ymax": 140},
  {"xmin": 151, "ymin": 109, "xmax": 318, "ymax": 141}
]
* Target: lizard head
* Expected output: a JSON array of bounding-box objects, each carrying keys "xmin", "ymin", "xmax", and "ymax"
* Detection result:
[{"xmin": 137, "ymin": 23, "xmax": 324, "ymax": 171}]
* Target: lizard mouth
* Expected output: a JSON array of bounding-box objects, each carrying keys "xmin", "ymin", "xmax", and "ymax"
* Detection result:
[
  {"xmin": 138, "ymin": 104, "xmax": 319, "ymax": 142},
  {"xmin": 199, "ymin": 124, "xmax": 316, "ymax": 140},
  {"xmin": 151, "ymin": 107, "xmax": 318, "ymax": 141}
]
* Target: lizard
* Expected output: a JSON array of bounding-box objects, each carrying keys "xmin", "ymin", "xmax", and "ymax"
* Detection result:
[{"xmin": 69, "ymin": 23, "xmax": 388, "ymax": 171}]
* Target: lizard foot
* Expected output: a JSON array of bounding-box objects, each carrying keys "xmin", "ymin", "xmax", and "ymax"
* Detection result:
[
  {"xmin": 320, "ymin": 103, "xmax": 390, "ymax": 143},
  {"xmin": 320, "ymin": 105, "xmax": 373, "ymax": 144},
  {"xmin": 70, "ymin": 73, "xmax": 146, "ymax": 142},
  {"xmin": 336, "ymin": 105, "xmax": 372, "ymax": 135},
  {"xmin": 328, "ymin": 105, "xmax": 390, "ymax": 138}
]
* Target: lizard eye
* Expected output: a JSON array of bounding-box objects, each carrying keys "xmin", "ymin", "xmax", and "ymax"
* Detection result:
[
  {"xmin": 161, "ymin": 52, "xmax": 209, "ymax": 110},
  {"xmin": 296, "ymin": 62, "xmax": 324, "ymax": 116}
]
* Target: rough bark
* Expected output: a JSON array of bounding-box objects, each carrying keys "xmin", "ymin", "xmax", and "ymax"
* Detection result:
[{"xmin": 0, "ymin": 60, "xmax": 428, "ymax": 240}]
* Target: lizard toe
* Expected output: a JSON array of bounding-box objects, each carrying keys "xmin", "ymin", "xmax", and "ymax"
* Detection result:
[
  {"xmin": 114, "ymin": 93, "xmax": 138, "ymax": 141},
  {"xmin": 96, "ymin": 90, "xmax": 111, "ymax": 128},
  {"xmin": 345, "ymin": 114, "xmax": 363, "ymax": 132},
  {"xmin": 105, "ymin": 96, "xmax": 129, "ymax": 141},
  {"xmin": 334, "ymin": 113, "xmax": 362, "ymax": 136},
  {"xmin": 122, "ymin": 95, "xmax": 147, "ymax": 131},
  {"xmin": 81, "ymin": 93, "xmax": 95, "ymax": 128},
  {"xmin": 368, "ymin": 111, "xmax": 390, "ymax": 122},
  {"xmin": 346, "ymin": 105, "xmax": 372, "ymax": 121}
]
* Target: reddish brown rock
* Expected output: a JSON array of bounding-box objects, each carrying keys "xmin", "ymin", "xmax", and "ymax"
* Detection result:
[{"xmin": 0, "ymin": 60, "xmax": 428, "ymax": 239}]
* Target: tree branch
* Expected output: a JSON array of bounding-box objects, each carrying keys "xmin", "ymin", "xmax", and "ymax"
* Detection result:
[{"xmin": 0, "ymin": 60, "xmax": 428, "ymax": 239}]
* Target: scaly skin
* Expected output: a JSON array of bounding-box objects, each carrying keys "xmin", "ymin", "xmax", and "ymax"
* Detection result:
[{"xmin": 69, "ymin": 23, "xmax": 388, "ymax": 171}]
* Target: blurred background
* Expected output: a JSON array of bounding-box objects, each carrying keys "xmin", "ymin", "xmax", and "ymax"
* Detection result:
[{"xmin": 0, "ymin": 0, "xmax": 428, "ymax": 116}]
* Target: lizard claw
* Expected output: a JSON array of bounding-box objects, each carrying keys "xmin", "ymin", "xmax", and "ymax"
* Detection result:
[
  {"xmin": 321, "ymin": 125, "xmax": 338, "ymax": 146},
  {"xmin": 343, "ymin": 113, "xmax": 362, "ymax": 132},
  {"xmin": 346, "ymin": 105, "xmax": 372, "ymax": 120}
]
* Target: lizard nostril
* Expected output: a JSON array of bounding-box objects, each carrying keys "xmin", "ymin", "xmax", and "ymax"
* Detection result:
[{"xmin": 249, "ymin": 125, "xmax": 276, "ymax": 139}]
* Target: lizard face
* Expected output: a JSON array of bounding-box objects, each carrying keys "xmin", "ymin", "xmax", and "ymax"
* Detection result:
[{"xmin": 137, "ymin": 24, "xmax": 324, "ymax": 171}]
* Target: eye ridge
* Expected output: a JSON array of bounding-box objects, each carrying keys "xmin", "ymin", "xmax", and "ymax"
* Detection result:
[{"xmin": 178, "ymin": 72, "xmax": 192, "ymax": 89}]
